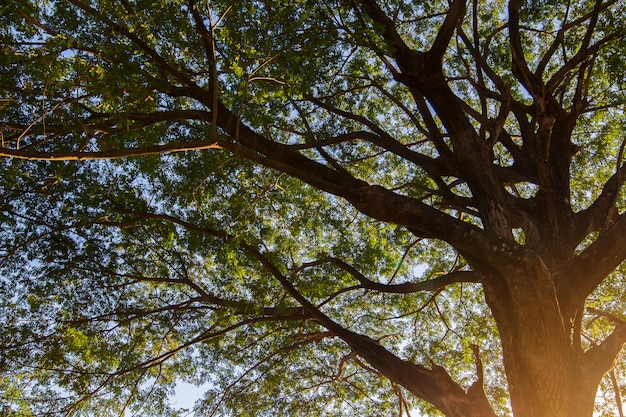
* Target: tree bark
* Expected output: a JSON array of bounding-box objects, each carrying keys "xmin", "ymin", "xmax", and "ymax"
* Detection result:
[{"xmin": 480, "ymin": 252, "xmax": 621, "ymax": 417}]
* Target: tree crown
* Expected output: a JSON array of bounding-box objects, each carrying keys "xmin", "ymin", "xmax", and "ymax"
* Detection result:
[{"xmin": 1, "ymin": 0, "xmax": 626, "ymax": 416}]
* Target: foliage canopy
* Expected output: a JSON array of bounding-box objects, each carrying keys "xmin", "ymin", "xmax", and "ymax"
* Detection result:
[{"xmin": 1, "ymin": 0, "xmax": 626, "ymax": 416}]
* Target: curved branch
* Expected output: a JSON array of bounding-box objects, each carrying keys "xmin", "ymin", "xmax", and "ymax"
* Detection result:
[
  {"xmin": 555, "ymin": 213, "xmax": 626, "ymax": 321},
  {"xmin": 428, "ymin": 0, "xmax": 466, "ymax": 65},
  {"xmin": 269, "ymin": 263, "xmax": 497, "ymax": 417},
  {"xmin": 574, "ymin": 158, "xmax": 626, "ymax": 239},
  {"xmin": 583, "ymin": 319, "xmax": 626, "ymax": 387},
  {"xmin": 301, "ymin": 257, "xmax": 480, "ymax": 293}
]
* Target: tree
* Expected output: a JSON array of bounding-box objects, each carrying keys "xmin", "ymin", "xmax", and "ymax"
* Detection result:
[{"xmin": 1, "ymin": 0, "xmax": 626, "ymax": 415}]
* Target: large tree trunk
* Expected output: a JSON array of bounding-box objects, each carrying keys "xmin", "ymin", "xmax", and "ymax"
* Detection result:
[{"xmin": 482, "ymin": 255, "xmax": 598, "ymax": 417}]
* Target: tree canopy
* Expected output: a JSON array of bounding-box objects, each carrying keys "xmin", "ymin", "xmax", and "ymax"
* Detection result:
[{"xmin": 1, "ymin": 0, "xmax": 626, "ymax": 416}]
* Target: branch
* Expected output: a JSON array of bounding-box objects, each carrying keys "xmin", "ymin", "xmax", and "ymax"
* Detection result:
[
  {"xmin": 67, "ymin": 265, "xmax": 308, "ymax": 320},
  {"xmin": 163, "ymin": 89, "xmax": 521, "ymax": 273},
  {"xmin": 65, "ymin": 297, "xmax": 211, "ymax": 326},
  {"xmin": 14, "ymin": 7, "xmax": 59, "ymax": 36},
  {"xmin": 191, "ymin": 99, "xmax": 519, "ymax": 272},
  {"xmin": 356, "ymin": 0, "xmax": 417, "ymax": 61},
  {"xmin": 187, "ymin": 0, "xmax": 223, "ymax": 143},
  {"xmin": 8, "ymin": 203, "xmax": 496, "ymax": 416},
  {"xmin": 0, "ymin": 139, "xmax": 222, "ymax": 161},
  {"xmin": 546, "ymin": 32, "xmax": 618, "ymax": 94},
  {"xmin": 114, "ymin": 316, "xmax": 283, "ymax": 375},
  {"xmin": 301, "ymin": 257, "xmax": 480, "ymax": 293},
  {"xmin": 508, "ymin": 0, "xmax": 543, "ymax": 95},
  {"xmin": 611, "ymin": 369, "xmax": 625, "ymax": 417},
  {"xmin": 286, "ymin": 287, "xmax": 497, "ymax": 417},
  {"xmin": 207, "ymin": 336, "xmax": 325, "ymax": 415},
  {"xmin": 299, "ymin": 97, "xmax": 453, "ymax": 177},
  {"xmin": 353, "ymin": 4, "xmax": 513, "ymax": 238},
  {"xmin": 583, "ymin": 316, "xmax": 626, "ymax": 386},
  {"xmin": 466, "ymin": 344, "xmax": 492, "ymax": 407},
  {"xmin": 66, "ymin": 0, "xmax": 198, "ymax": 87},
  {"xmin": 428, "ymin": 0, "xmax": 466, "ymax": 65},
  {"xmin": 534, "ymin": 0, "xmax": 619, "ymax": 78},
  {"xmin": 536, "ymin": 0, "xmax": 620, "ymax": 81},
  {"xmin": 187, "ymin": 0, "xmax": 216, "ymax": 69},
  {"xmin": 555, "ymin": 213, "xmax": 626, "ymax": 321},
  {"xmin": 574, "ymin": 154, "xmax": 626, "ymax": 238},
  {"xmin": 285, "ymin": 131, "xmax": 367, "ymax": 150},
  {"xmin": 1, "ymin": 107, "xmax": 219, "ymax": 159},
  {"xmin": 118, "ymin": 210, "xmax": 495, "ymax": 416}
]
